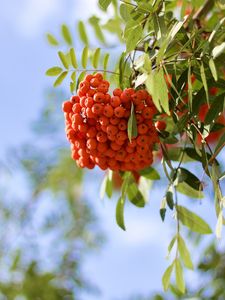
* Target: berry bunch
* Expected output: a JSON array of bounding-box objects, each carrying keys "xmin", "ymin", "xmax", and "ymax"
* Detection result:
[{"xmin": 62, "ymin": 73, "xmax": 159, "ymax": 171}]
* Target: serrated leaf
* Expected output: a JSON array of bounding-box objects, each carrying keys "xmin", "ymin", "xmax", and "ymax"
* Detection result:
[
  {"xmin": 70, "ymin": 48, "xmax": 78, "ymax": 69},
  {"xmin": 116, "ymin": 196, "xmax": 126, "ymax": 230},
  {"xmin": 127, "ymin": 103, "xmax": 138, "ymax": 141},
  {"xmin": 178, "ymin": 235, "xmax": 193, "ymax": 269},
  {"xmin": 58, "ymin": 51, "xmax": 69, "ymax": 69},
  {"xmin": 200, "ymin": 62, "xmax": 209, "ymax": 104},
  {"xmin": 53, "ymin": 71, "xmax": 68, "ymax": 87},
  {"xmin": 103, "ymin": 53, "xmax": 110, "ymax": 70},
  {"xmin": 212, "ymin": 42, "xmax": 225, "ymax": 59},
  {"xmin": 61, "ymin": 24, "xmax": 73, "ymax": 46},
  {"xmin": 46, "ymin": 33, "xmax": 59, "ymax": 46},
  {"xmin": 177, "ymin": 205, "xmax": 212, "ymax": 234},
  {"xmin": 45, "ymin": 67, "xmax": 63, "ymax": 76},
  {"xmin": 92, "ymin": 48, "xmax": 101, "ymax": 69},
  {"xmin": 78, "ymin": 21, "xmax": 89, "ymax": 45},
  {"xmin": 209, "ymin": 58, "xmax": 218, "ymax": 81},
  {"xmin": 216, "ymin": 211, "xmax": 223, "ymax": 239},
  {"xmin": 81, "ymin": 46, "xmax": 88, "ymax": 69},
  {"xmin": 162, "ymin": 263, "xmax": 174, "ymax": 291},
  {"xmin": 139, "ymin": 166, "xmax": 160, "ymax": 180},
  {"xmin": 175, "ymin": 259, "xmax": 185, "ymax": 294}
]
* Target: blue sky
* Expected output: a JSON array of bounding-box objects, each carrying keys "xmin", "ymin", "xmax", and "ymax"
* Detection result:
[{"xmin": 0, "ymin": 1, "xmax": 224, "ymax": 299}]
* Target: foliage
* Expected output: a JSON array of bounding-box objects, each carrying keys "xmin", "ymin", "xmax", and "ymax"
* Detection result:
[{"xmin": 46, "ymin": 0, "xmax": 225, "ymax": 293}]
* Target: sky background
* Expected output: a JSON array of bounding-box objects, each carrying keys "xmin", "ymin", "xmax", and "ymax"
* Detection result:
[{"xmin": 0, "ymin": 1, "xmax": 224, "ymax": 299}]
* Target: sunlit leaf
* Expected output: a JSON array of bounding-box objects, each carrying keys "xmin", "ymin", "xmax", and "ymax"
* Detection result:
[
  {"xmin": 212, "ymin": 42, "xmax": 225, "ymax": 58},
  {"xmin": 200, "ymin": 62, "xmax": 209, "ymax": 104},
  {"xmin": 116, "ymin": 196, "xmax": 126, "ymax": 230},
  {"xmin": 99, "ymin": 0, "xmax": 112, "ymax": 10},
  {"xmin": 175, "ymin": 259, "xmax": 185, "ymax": 294},
  {"xmin": 81, "ymin": 46, "xmax": 88, "ymax": 69},
  {"xmin": 177, "ymin": 205, "xmax": 212, "ymax": 234},
  {"xmin": 46, "ymin": 33, "xmax": 59, "ymax": 46},
  {"xmin": 46, "ymin": 67, "xmax": 63, "ymax": 76},
  {"xmin": 58, "ymin": 51, "xmax": 69, "ymax": 69},
  {"xmin": 53, "ymin": 71, "xmax": 68, "ymax": 87},
  {"xmin": 139, "ymin": 167, "xmax": 160, "ymax": 180},
  {"xmin": 70, "ymin": 48, "xmax": 78, "ymax": 69},
  {"xmin": 162, "ymin": 263, "xmax": 174, "ymax": 291},
  {"xmin": 216, "ymin": 211, "xmax": 223, "ymax": 239},
  {"xmin": 103, "ymin": 53, "xmax": 110, "ymax": 70},
  {"xmin": 209, "ymin": 58, "xmax": 218, "ymax": 81},
  {"xmin": 178, "ymin": 235, "xmax": 193, "ymax": 269},
  {"xmin": 78, "ymin": 21, "xmax": 89, "ymax": 45},
  {"xmin": 61, "ymin": 24, "xmax": 73, "ymax": 46},
  {"xmin": 92, "ymin": 48, "xmax": 101, "ymax": 69}
]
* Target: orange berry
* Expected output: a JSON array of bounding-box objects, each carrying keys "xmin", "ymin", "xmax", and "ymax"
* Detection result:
[
  {"xmin": 86, "ymin": 89, "xmax": 95, "ymax": 97},
  {"xmin": 110, "ymin": 116, "xmax": 120, "ymax": 125},
  {"xmin": 114, "ymin": 106, "xmax": 125, "ymax": 118},
  {"xmin": 85, "ymin": 97, "xmax": 94, "ymax": 108},
  {"xmin": 62, "ymin": 101, "xmax": 73, "ymax": 113},
  {"xmin": 87, "ymin": 127, "xmax": 97, "ymax": 138},
  {"xmin": 118, "ymin": 119, "xmax": 127, "ymax": 131},
  {"xmin": 105, "ymin": 149, "xmax": 116, "ymax": 158},
  {"xmin": 87, "ymin": 138, "xmax": 97, "ymax": 150},
  {"xmin": 72, "ymin": 114, "xmax": 83, "ymax": 125},
  {"xmin": 113, "ymin": 88, "xmax": 123, "ymax": 97},
  {"xmin": 106, "ymin": 125, "xmax": 118, "ymax": 135},
  {"xmin": 137, "ymin": 144, "xmax": 149, "ymax": 154},
  {"xmin": 135, "ymin": 102, "xmax": 145, "ymax": 111},
  {"xmin": 94, "ymin": 73, "xmax": 103, "ymax": 81},
  {"xmin": 92, "ymin": 103, "xmax": 103, "ymax": 115},
  {"xmin": 107, "ymin": 133, "xmax": 116, "ymax": 141},
  {"xmin": 137, "ymin": 135, "xmax": 149, "ymax": 146},
  {"xmin": 90, "ymin": 77, "xmax": 100, "ymax": 88},
  {"xmin": 116, "ymin": 131, "xmax": 127, "ymax": 141},
  {"xmin": 84, "ymin": 74, "xmax": 93, "ymax": 82},
  {"xmin": 155, "ymin": 121, "xmax": 166, "ymax": 131},
  {"xmin": 138, "ymin": 124, "xmax": 148, "ymax": 134},
  {"xmin": 96, "ymin": 131, "xmax": 107, "ymax": 143},
  {"xmin": 70, "ymin": 95, "xmax": 80, "ymax": 104},
  {"xmin": 99, "ymin": 116, "xmax": 109, "ymax": 126},
  {"xmin": 110, "ymin": 96, "xmax": 121, "ymax": 107},
  {"xmin": 136, "ymin": 114, "xmax": 144, "ymax": 124},
  {"xmin": 86, "ymin": 107, "xmax": 95, "ymax": 118},
  {"xmin": 142, "ymin": 107, "xmax": 154, "ymax": 119},
  {"xmin": 72, "ymin": 103, "xmax": 81, "ymax": 113},
  {"xmin": 110, "ymin": 142, "xmax": 122, "ymax": 151},
  {"xmin": 78, "ymin": 123, "xmax": 88, "ymax": 133},
  {"xmin": 103, "ymin": 105, "xmax": 114, "ymax": 118},
  {"xmin": 115, "ymin": 149, "xmax": 126, "ymax": 161},
  {"xmin": 97, "ymin": 142, "xmax": 108, "ymax": 153},
  {"xmin": 94, "ymin": 92, "xmax": 105, "ymax": 103}
]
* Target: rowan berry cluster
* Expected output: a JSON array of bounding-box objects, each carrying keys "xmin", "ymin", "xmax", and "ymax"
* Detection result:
[{"xmin": 62, "ymin": 73, "xmax": 159, "ymax": 171}]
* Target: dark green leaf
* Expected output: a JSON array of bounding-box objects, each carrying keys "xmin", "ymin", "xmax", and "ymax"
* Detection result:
[
  {"xmin": 78, "ymin": 21, "xmax": 89, "ymax": 45},
  {"xmin": 127, "ymin": 103, "xmax": 138, "ymax": 141},
  {"xmin": 166, "ymin": 191, "xmax": 174, "ymax": 210},
  {"xmin": 127, "ymin": 183, "xmax": 145, "ymax": 207},
  {"xmin": 81, "ymin": 46, "xmax": 88, "ymax": 69},
  {"xmin": 205, "ymin": 93, "xmax": 225, "ymax": 124},
  {"xmin": 178, "ymin": 235, "xmax": 193, "ymax": 269},
  {"xmin": 92, "ymin": 48, "xmax": 101, "ymax": 69},
  {"xmin": 61, "ymin": 24, "xmax": 73, "ymax": 46},
  {"xmin": 46, "ymin": 67, "xmax": 63, "ymax": 76},
  {"xmin": 160, "ymin": 208, "xmax": 167, "ymax": 222},
  {"xmin": 200, "ymin": 62, "xmax": 209, "ymax": 104},
  {"xmin": 214, "ymin": 132, "xmax": 225, "ymax": 157},
  {"xmin": 46, "ymin": 33, "xmax": 59, "ymax": 46},
  {"xmin": 53, "ymin": 71, "xmax": 68, "ymax": 87},
  {"xmin": 70, "ymin": 48, "xmax": 78, "ymax": 69},
  {"xmin": 58, "ymin": 51, "xmax": 69, "ymax": 69},
  {"xmin": 177, "ymin": 168, "xmax": 203, "ymax": 191},
  {"xmin": 139, "ymin": 167, "xmax": 160, "ymax": 180},
  {"xmin": 177, "ymin": 205, "xmax": 212, "ymax": 234},
  {"xmin": 162, "ymin": 263, "xmax": 174, "ymax": 291},
  {"xmin": 175, "ymin": 259, "xmax": 185, "ymax": 294},
  {"xmin": 116, "ymin": 196, "xmax": 126, "ymax": 230}
]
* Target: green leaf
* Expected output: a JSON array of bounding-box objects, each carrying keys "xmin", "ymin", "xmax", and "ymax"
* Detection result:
[
  {"xmin": 219, "ymin": 170, "xmax": 225, "ymax": 181},
  {"xmin": 167, "ymin": 236, "xmax": 177, "ymax": 257},
  {"xmin": 92, "ymin": 48, "xmax": 101, "ymax": 69},
  {"xmin": 81, "ymin": 46, "xmax": 88, "ymax": 69},
  {"xmin": 116, "ymin": 196, "xmax": 126, "ymax": 230},
  {"xmin": 200, "ymin": 62, "xmax": 209, "ymax": 104},
  {"xmin": 216, "ymin": 211, "xmax": 223, "ymax": 239},
  {"xmin": 76, "ymin": 71, "xmax": 86, "ymax": 90},
  {"xmin": 175, "ymin": 259, "xmax": 185, "ymax": 294},
  {"xmin": 212, "ymin": 42, "xmax": 225, "ymax": 59},
  {"xmin": 46, "ymin": 33, "xmax": 59, "ymax": 46},
  {"xmin": 162, "ymin": 263, "xmax": 174, "ymax": 291},
  {"xmin": 127, "ymin": 182, "xmax": 145, "ymax": 207},
  {"xmin": 70, "ymin": 48, "xmax": 78, "ymax": 69},
  {"xmin": 70, "ymin": 81, "xmax": 76, "ymax": 94},
  {"xmin": 127, "ymin": 103, "xmax": 138, "ymax": 142},
  {"xmin": 205, "ymin": 93, "xmax": 225, "ymax": 125},
  {"xmin": 120, "ymin": 3, "xmax": 132, "ymax": 21},
  {"xmin": 53, "ymin": 71, "xmax": 68, "ymax": 87},
  {"xmin": 176, "ymin": 182, "xmax": 204, "ymax": 199},
  {"xmin": 71, "ymin": 71, "xmax": 76, "ymax": 82},
  {"xmin": 126, "ymin": 24, "xmax": 142, "ymax": 53},
  {"xmin": 99, "ymin": 0, "xmax": 112, "ymax": 10},
  {"xmin": 160, "ymin": 208, "xmax": 167, "ymax": 222},
  {"xmin": 78, "ymin": 21, "xmax": 89, "ymax": 45},
  {"xmin": 139, "ymin": 167, "xmax": 160, "ymax": 180},
  {"xmin": 176, "ymin": 168, "xmax": 203, "ymax": 191},
  {"xmin": 178, "ymin": 235, "xmax": 193, "ymax": 269},
  {"xmin": 214, "ymin": 132, "xmax": 225, "ymax": 158},
  {"xmin": 58, "ymin": 51, "xmax": 69, "ymax": 69},
  {"xmin": 209, "ymin": 58, "xmax": 218, "ymax": 81},
  {"xmin": 89, "ymin": 16, "xmax": 106, "ymax": 44},
  {"xmin": 103, "ymin": 53, "xmax": 110, "ymax": 70},
  {"xmin": 177, "ymin": 205, "xmax": 212, "ymax": 234},
  {"xmin": 166, "ymin": 191, "xmax": 174, "ymax": 210},
  {"xmin": 100, "ymin": 171, "xmax": 113, "ymax": 199},
  {"xmin": 188, "ymin": 63, "xmax": 192, "ymax": 110},
  {"xmin": 45, "ymin": 67, "xmax": 63, "ymax": 76},
  {"xmin": 61, "ymin": 24, "xmax": 73, "ymax": 46}
]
